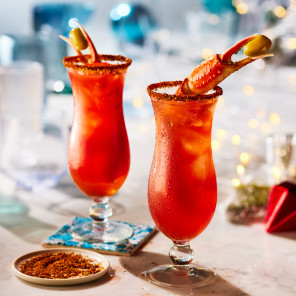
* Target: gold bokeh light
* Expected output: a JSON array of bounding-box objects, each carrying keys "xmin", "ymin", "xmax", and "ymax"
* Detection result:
[
  {"xmin": 269, "ymin": 113, "xmax": 281, "ymax": 126},
  {"xmin": 212, "ymin": 139, "xmax": 221, "ymax": 151},
  {"xmin": 287, "ymin": 38, "xmax": 296, "ymax": 50},
  {"xmin": 236, "ymin": 164, "xmax": 245, "ymax": 175},
  {"xmin": 232, "ymin": 178, "xmax": 241, "ymax": 187},
  {"xmin": 272, "ymin": 167, "xmax": 281, "ymax": 179},
  {"xmin": 208, "ymin": 14, "xmax": 220, "ymax": 25},
  {"xmin": 243, "ymin": 84, "xmax": 255, "ymax": 96},
  {"xmin": 236, "ymin": 3, "xmax": 248, "ymax": 14},
  {"xmin": 240, "ymin": 152, "xmax": 250, "ymax": 164},
  {"xmin": 216, "ymin": 129, "xmax": 227, "ymax": 140},
  {"xmin": 232, "ymin": 134, "xmax": 241, "ymax": 146},
  {"xmin": 260, "ymin": 122, "xmax": 271, "ymax": 134},
  {"xmin": 248, "ymin": 119, "xmax": 259, "ymax": 129},
  {"xmin": 202, "ymin": 48, "xmax": 214, "ymax": 59},
  {"xmin": 133, "ymin": 97, "xmax": 144, "ymax": 109},
  {"xmin": 274, "ymin": 6, "xmax": 286, "ymax": 18}
]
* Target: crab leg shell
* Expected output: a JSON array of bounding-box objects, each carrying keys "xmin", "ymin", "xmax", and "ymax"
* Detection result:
[
  {"xmin": 75, "ymin": 20, "xmax": 99, "ymax": 63},
  {"xmin": 59, "ymin": 35, "xmax": 83, "ymax": 56},
  {"xmin": 176, "ymin": 34, "xmax": 273, "ymax": 96},
  {"xmin": 184, "ymin": 53, "xmax": 272, "ymax": 95},
  {"xmin": 221, "ymin": 34, "xmax": 258, "ymax": 63}
]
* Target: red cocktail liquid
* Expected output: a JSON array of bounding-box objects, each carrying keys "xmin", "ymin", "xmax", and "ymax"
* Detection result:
[
  {"xmin": 144, "ymin": 81, "xmax": 222, "ymax": 288},
  {"xmin": 63, "ymin": 55, "xmax": 132, "ymax": 242},
  {"xmin": 148, "ymin": 92, "xmax": 217, "ymax": 242},
  {"xmin": 66, "ymin": 60, "xmax": 130, "ymax": 197}
]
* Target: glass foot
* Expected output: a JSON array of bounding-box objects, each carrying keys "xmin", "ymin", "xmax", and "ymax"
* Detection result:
[
  {"xmin": 71, "ymin": 220, "xmax": 133, "ymax": 243},
  {"xmin": 143, "ymin": 264, "xmax": 217, "ymax": 288}
]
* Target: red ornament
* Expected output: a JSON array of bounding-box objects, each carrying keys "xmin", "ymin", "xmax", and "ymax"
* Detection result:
[{"xmin": 265, "ymin": 182, "xmax": 296, "ymax": 232}]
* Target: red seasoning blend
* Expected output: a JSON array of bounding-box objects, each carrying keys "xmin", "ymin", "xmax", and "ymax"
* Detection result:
[{"xmin": 19, "ymin": 252, "xmax": 103, "ymax": 279}]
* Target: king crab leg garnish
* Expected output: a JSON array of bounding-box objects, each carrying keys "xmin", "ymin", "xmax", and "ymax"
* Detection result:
[
  {"xmin": 176, "ymin": 34, "xmax": 273, "ymax": 96},
  {"xmin": 59, "ymin": 20, "xmax": 99, "ymax": 63}
]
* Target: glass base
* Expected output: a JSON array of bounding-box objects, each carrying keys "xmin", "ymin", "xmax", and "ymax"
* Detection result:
[
  {"xmin": 70, "ymin": 220, "xmax": 133, "ymax": 243},
  {"xmin": 143, "ymin": 264, "xmax": 217, "ymax": 288}
]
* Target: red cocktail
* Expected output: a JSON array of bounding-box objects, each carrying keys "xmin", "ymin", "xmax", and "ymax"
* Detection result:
[
  {"xmin": 144, "ymin": 81, "xmax": 222, "ymax": 287},
  {"xmin": 143, "ymin": 34, "xmax": 273, "ymax": 288},
  {"xmin": 64, "ymin": 54, "xmax": 132, "ymax": 242},
  {"xmin": 148, "ymin": 82, "xmax": 219, "ymax": 242}
]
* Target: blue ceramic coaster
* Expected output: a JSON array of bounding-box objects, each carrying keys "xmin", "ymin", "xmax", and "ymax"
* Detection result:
[{"xmin": 42, "ymin": 217, "xmax": 157, "ymax": 256}]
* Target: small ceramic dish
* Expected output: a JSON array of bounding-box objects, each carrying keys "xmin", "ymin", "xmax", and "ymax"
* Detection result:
[{"xmin": 12, "ymin": 248, "xmax": 109, "ymax": 286}]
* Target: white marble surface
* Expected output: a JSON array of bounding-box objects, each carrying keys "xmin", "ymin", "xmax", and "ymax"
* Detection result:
[{"xmin": 1, "ymin": 58, "xmax": 296, "ymax": 296}]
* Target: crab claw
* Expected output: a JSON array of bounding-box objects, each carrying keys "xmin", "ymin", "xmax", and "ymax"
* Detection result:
[
  {"xmin": 176, "ymin": 34, "xmax": 273, "ymax": 96},
  {"xmin": 74, "ymin": 20, "xmax": 99, "ymax": 63},
  {"xmin": 220, "ymin": 34, "xmax": 258, "ymax": 63},
  {"xmin": 59, "ymin": 20, "xmax": 99, "ymax": 64},
  {"xmin": 59, "ymin": 35, "xmax": 83, "ymax": 56}
]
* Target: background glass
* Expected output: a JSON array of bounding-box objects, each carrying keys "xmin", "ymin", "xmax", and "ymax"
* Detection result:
[
  {"xmin": 0, "ymin": 110, "xmax": 68, "ymax": 191},
  {"xmin": 266, "ymin": 133, "xmax": 296, "ymax": 184},
  {"xmin": 0, "ymin": 61, "xmax": 44, "ymax": 127}
]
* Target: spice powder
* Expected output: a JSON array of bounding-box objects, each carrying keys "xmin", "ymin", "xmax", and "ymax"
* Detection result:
[{"xmin": 19, "ymin": 252, "xmax": 104, "ymax": 279}]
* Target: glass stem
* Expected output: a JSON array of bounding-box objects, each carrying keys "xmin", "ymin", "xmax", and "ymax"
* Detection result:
[
  {"xmin": 89, "ymin": 197, "xmax": 112, "ymax": 231},
  {"xmin": 169, "ymin": 241, "xmax": 194, "ymax": 266}
]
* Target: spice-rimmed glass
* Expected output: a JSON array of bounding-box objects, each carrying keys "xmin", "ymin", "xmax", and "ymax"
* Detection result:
[
  {"xmin": 143, "ymin": 81, "xmax": 222, "ymax": 288},
  {"xmin": 64, "ymin": 54, "xmax": 132, "ymax": 243}
]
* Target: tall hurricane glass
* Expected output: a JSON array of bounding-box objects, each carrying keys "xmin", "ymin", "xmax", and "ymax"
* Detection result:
[
  {"xmin": 144, "ymin": 81, "xmax": 222, "ymax": 287},
  {"xmin": 63, "ymin": 54, "xmax": 132, "ymax": 243}
]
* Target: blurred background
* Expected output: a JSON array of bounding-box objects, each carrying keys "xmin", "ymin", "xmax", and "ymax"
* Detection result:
[
  {"xmin": 0, "ymin": 0, "xmax": 296, "ymax": 217},
  {"xmin": 1, "ymin": 0, "xmax": 295, "ymax": 95}
]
